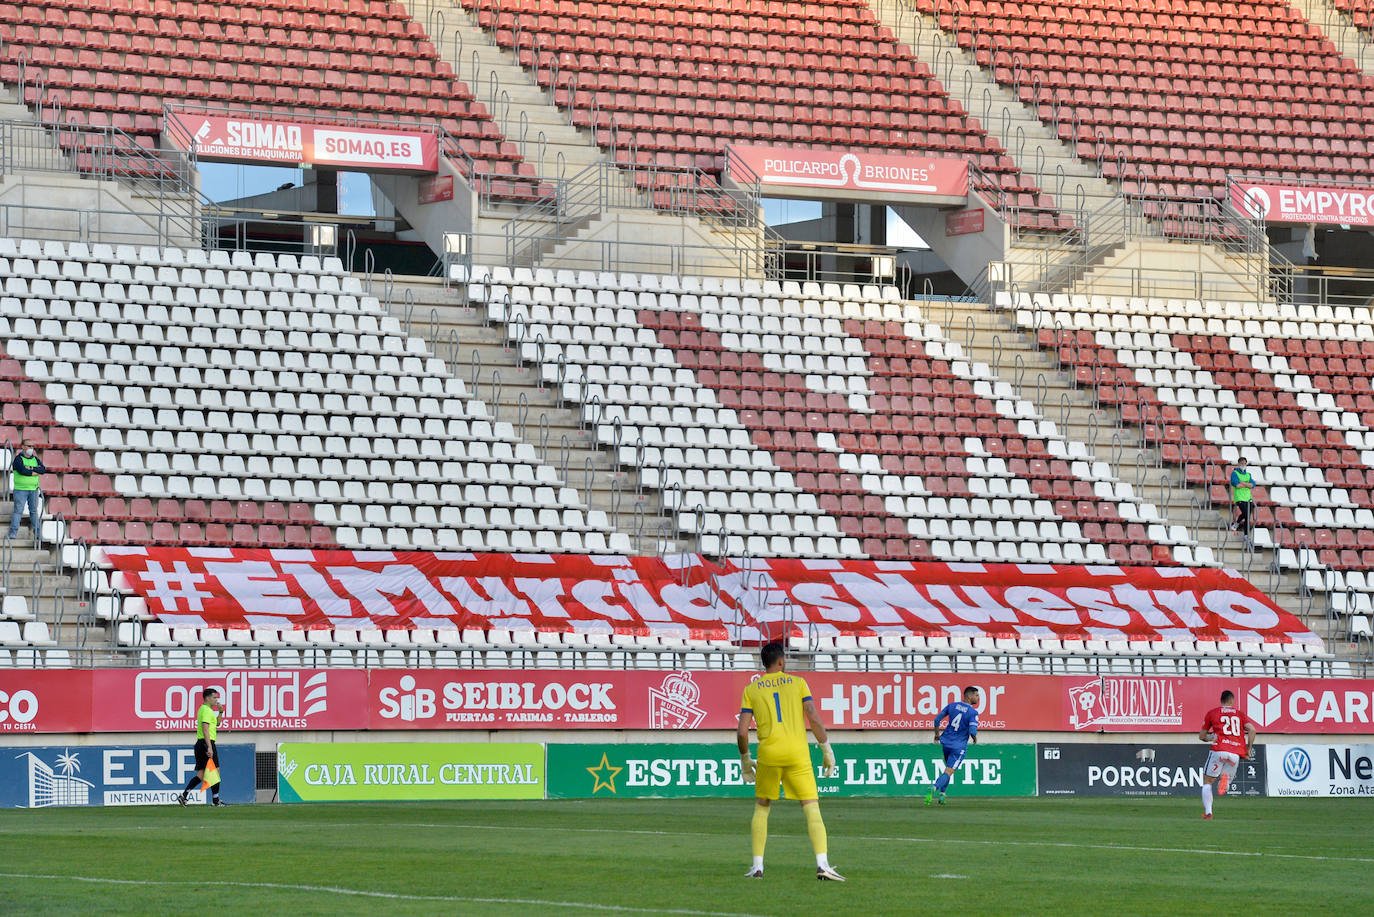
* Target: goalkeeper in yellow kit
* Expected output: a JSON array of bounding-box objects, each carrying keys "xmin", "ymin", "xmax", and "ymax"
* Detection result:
[{"xmin": 737, "ymin": 641, "xmax": 844, "ymax": 881}]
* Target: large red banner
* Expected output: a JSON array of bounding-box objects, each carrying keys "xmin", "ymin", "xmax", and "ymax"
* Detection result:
[
  {"xmin": 89, "ymin": 668, "xmax": 368, "ymax": 733},
  {"xmin": 99, "ymin": 549, "xmax": 1317, "ymax": 647},
  {"xmin": 0, "ymin": 671, "xmax": 93, "ymax": 733},
  {"xmin": 4, "ymin": 669, "xmax": 1373, "ymax": 734},
  {"xmin": 726, "ymin": 144, "xmax": 968, "ymax": 198},
  {"xmin": 166, "ymin": 112, "xmax": 439, "ymax": 172},
  {"xmin": 1231, "ymin": 180, "xmax": 1374, "ymax": 226}
]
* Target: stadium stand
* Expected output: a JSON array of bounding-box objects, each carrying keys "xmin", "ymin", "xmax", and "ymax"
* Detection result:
[
  {"xmin": 916, "ymin": 0, "xmax": 1374, "ymax": 198},
  {"xmin": 0, "ymin": 0, "xmax": 544, "ymax": 199},
  {"xmin": 450, "ymin": 0, "xmax": 1067, "ymax": 229},
  {"xmin": 1012, "ymin": 290, "xmax": 1374, "ymax": 629},
  {"xmin": 0, "ymin": 239, "xmax": 625, "ymax": 554},
  {"xmin": 1, "ymin": 0, "xmax": 1371, "ymax": 680},
  {"xmin": 463, "ymin": 266, "xmax": 1202, "ymax": 565}
]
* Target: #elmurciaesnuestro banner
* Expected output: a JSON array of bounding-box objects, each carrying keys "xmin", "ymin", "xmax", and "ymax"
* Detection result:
[{"xmin": 100, "ymin": 548, "xmax": 1316, "ymax": 647}]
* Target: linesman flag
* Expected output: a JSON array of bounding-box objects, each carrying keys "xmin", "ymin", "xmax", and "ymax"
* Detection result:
[{"xmin": 200, "ymin": 759, "xmax": 221, "ymax": 790}]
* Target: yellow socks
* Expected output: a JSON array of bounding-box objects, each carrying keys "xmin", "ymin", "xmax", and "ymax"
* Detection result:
[
  {"xmin": 751, "ymin": 803, "xmax": 770, "ymax": 857},
  {"xmin": 804, "ymin": 802, "xmax": 828, "ymax": 857}
]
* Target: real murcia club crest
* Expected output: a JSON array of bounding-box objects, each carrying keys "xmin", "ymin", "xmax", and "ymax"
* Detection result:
[{"xmin": 648, "ymin": 672, "xmax": 706, "ymax": 729}]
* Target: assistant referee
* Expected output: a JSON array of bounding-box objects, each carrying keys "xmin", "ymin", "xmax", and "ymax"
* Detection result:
[{"xmin": 177, "ymin": 687, "xmax": 227, "ymax": 807}]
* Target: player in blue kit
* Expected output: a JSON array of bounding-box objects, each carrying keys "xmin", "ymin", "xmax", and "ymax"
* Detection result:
[{"xmin": 925, "ymin": 686, "xmax": 980, "ymax": 805}]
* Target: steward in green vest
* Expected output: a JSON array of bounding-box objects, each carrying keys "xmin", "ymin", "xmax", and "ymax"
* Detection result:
[{"xmin": 6, "ymin": 443, "xmax": 46, "ymax": 540}]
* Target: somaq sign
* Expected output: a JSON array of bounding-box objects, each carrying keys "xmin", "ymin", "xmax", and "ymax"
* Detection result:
[
  {"xmin": 166, "ymin": 112, "xmax": 439, "ymax": 173},
  {"xmin": 1231, "ymin": 180, "xmax": 1374, "ymax": 227},
  {"xmin": 725, "ymin": 144, "xmax": 968, "ymax": 204}
]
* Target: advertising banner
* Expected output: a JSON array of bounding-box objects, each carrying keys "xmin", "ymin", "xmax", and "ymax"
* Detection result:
[
  {"xmin": 1037, "ymin": 742, "xmax": 1266, "ymax": 797},
  {"xmin": 1265, "ymin": 744, "xmax": 1374, "ymax": 797},
  {"xmin": 418, "ymin": 174, "xmax": 455, "ymax": 204},
  {"xmin": 0, "ymin": 671, "xmax": 94, "ymax": 733},
  {"xmin": 0, "ymin": 743, "xmax": 254, "ymax": 808},
  {"xmin": 547, "ymin": 742, "xmax": 1036, "ymax": 799},
  {"xmin": 90, "ymin": 668, "xmax": 369, "ymax": 733},
  {"xmin": 1231, "ymin": 180, "xmax": 1374, "ymax": 227},
  {"xmin": 99, "ymin": 548, "xmax": 1315, "ymax": 648},
  {"xmin": 945, "ymin": 208, "xmax": 985, "ymax": 236},
  {"xmin": 166, "ymin": 112, "xmax": 439, "ymax": 172},
  {"xmin": 726, "ymin": 144, "xmax": 968, "ymax": 201},
  {"xmin": 276, "ymin": 742, "xmax": 545, "ymax": 802}
]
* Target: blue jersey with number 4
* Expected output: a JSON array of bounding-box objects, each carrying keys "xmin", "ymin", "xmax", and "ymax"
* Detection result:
[{"xmin": 936, "ymin": 702, "xmax": 979, "ymax": 749}]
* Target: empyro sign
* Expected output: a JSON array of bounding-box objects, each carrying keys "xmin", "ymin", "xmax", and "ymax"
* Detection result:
[{"xmin": 1038, "ymin": 743, "xmax": 1266, "ymax": 797}]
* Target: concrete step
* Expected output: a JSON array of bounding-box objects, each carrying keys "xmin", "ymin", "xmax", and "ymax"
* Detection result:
[
  {"xmin": 391, "ymin": 278, "xmax": 680, "ymax": 547},
  {"xmin": 402, "ymin": 0, "xmax": 632, "ymax": 188},
  {"xmin": 871, "ymin": 6, "xmax": 1118, "ymax": 212}
]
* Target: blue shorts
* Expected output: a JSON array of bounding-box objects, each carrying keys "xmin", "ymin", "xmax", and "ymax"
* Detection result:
[{"xmin": 941, "ymin": 744, "xmax": 967, "ymax": 770}]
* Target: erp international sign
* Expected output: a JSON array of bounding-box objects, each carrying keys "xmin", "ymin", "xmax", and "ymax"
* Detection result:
[
  {"xmin": 277, "ymin": 742, "xmax": 544, "ymax": 802},
  {"xmin": 547, "ymin": 743, "xmax": 1035, "ymax": 799},
  {"xmin": 0, "ymin": 744, "xmax": 254, "ymax": 808},
  {"xmin": 1265, "ymin": 744, "xmax": 1374, "ymax": 797}
]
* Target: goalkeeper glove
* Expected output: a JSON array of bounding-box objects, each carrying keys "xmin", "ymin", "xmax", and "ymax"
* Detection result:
[
  {"xmin": 739, "ymin": 753, "xmax": 756, "ymax": 781},
  {"xmin": 820, "ymin": 741, "xmax": 837, "ymax": 776}
]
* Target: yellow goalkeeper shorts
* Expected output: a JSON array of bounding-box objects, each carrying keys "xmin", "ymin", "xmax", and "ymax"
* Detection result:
[{"xmin": 754, "ymin": 757, "xmax": 818, "ymax": 801}]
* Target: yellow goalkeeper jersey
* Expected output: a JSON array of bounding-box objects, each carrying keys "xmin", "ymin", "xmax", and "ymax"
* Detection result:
[{"xmin": 741, "ymin": 672, "xmax": 813, "ymax": 764}]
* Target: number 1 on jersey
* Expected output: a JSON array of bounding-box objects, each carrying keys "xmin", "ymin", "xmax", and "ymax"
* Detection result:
[{"xmin": 773, "ymin": 692, "xmax": 782, "ymax": 721}]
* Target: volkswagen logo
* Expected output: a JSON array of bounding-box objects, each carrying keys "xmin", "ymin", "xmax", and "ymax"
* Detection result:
[{"xmin": 1282, "ymin": 747, "xmax": 1312, "ymax": 782}]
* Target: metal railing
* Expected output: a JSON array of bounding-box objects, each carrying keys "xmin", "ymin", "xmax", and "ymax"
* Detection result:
[
  {"xmin": 0, "ymin": 117, "xmax": 205, "ymax": 241},
  {"xmin": 446, "ymin": 230, "xmax": 920, "ymax": 288},
  {"xmin": 502, "ymin": 158, "xmax": 766, "ymax": 270}
]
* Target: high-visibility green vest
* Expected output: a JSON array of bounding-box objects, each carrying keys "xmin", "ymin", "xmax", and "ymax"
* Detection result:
[
  {"xmin": 12, "ymin": 454, "xmax": 40, "ymax": 492},
  {"xmin": 1232, "ymin": 469, "xmax": 1253, "ymax": 502}
]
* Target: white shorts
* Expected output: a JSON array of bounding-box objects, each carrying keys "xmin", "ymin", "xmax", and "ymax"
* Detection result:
[{"xmin": 1204, "ymin": 750, "xmax": 1240, "ymax": 779}]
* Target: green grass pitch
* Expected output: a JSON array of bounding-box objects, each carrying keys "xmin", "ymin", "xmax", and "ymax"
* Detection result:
[{"xmin": 0, "ymin": 797, "xmax": 1370, "ymax": 915}]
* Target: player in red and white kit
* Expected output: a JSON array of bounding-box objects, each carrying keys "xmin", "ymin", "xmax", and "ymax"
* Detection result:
[{"xmin": 1197, "ymin": 689, "xmax": 1258, "ymax": 820}]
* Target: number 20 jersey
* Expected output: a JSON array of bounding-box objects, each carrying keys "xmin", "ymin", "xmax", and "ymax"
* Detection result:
[{"xmin": 1201, "ymin": 705, "xmax": 1254, "ymax": 756}]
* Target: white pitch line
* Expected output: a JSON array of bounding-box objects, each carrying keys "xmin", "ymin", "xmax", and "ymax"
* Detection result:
[
  {"xmin": 0, "ymin": 873, "xmax": 771, "ymax": 917},
  {"xmin": 5, "ymin": 820, "xmax": 1372, "ymax": 867}
]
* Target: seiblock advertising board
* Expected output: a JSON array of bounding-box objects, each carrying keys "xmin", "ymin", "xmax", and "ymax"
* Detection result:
[
  {"xmin": 1037, "ymin": 742, "xmax": 1266, "ymax": 797},
  {"xmin": 1265, "ymin": 744, "xmax": 1374, "ymax": 797},
  {"xmin": 546, "ymin": 743, "xmax": 1036, "ymax": 799},
  {"xmin": 0, "ymin": 744, "xmax": 255, "ymax": 808},
  {"xmin": 277, "ymin": 742, "xmax": 545, "ymax": 802}
]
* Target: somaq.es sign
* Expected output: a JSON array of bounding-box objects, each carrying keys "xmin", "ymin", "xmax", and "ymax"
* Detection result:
[{"xmin": 166, "ymin": 112, "xmax": 439, "ymax": 173}]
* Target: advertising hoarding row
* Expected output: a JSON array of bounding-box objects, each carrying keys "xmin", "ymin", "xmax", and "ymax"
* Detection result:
[
  {"xmin": 2, "ymin": 740, "xmax": 1364, "ymax": 805},
  {"xmin": 274, "ymin": 740, "xmax": 1372, "ymax": 801},
  {"xmin": 5, "ymin": 669, "xmax": 1374, "ymax": 735},
  {"xmin": 2, "ymin": 662, "xmax": 1374, "ymax": 736}
]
